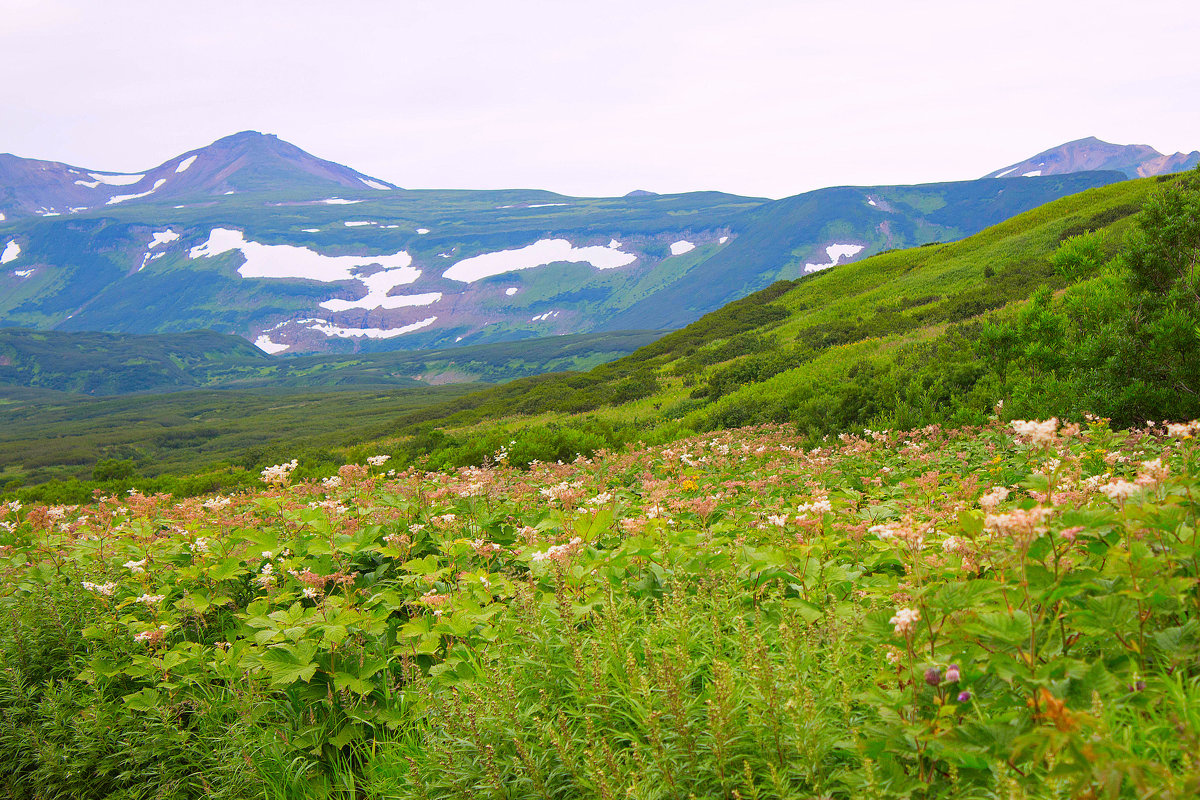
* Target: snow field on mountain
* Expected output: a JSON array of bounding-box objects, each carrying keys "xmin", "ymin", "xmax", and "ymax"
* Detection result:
[
  {"xmin": 442, "ymin": 238, "xmax": 636, "ymax": 283},
  {"xmin": 308, "ymin": 316, "xmax": 437, "ymax": 339},
  {"xmin": 1, "ymin": 240, "xmax": 20, "ymax": 264},
  {"xmin": 148, "ymin": 230, "xmax": 180, "ymax": 249},
  {"xmin": 107, "ymin": 179, "xmax": 167, "ymax": 205},
  {"xmin": 254, "ymin": 335, "xmax": 289, "ymax": 354},
  {"xmin": 189, "ymin": 228, "xmax": 418, "ymax": 284},
  {"xmin": 804, "ymin": 243, "xmax": 864, "ymax": 273},
  {"xmin": 175, "ymin": 155, "xmax": 198, "ymax": 173},
  {"xmin": 87, "ymin": 172, "xmax": 145, "ymax": 186},
  {"xmin": 321, "ymin": 287, "xmax": 442, "ymax": 313},
  {"xmin": 670, "ymin": 240, "xmax": 695, "ymax": 255}
]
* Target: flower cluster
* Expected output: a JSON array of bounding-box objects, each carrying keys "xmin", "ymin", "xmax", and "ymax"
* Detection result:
[
  {"xmin": 1010, "ymin": 418, "xmax": 1058, "ymax": 445},
  {"xmin": 530, "ymin": 537, "xmax": 584, "ymax": 563},
  {"xmin": 260, "ymin": 459, "xmax": 299, "ymax": 486},
  {"xmin": 890, "ymin": 607, "xmax": 920, "ymax": 636}
]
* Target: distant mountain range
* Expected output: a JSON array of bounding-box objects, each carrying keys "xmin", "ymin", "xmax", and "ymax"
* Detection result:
[
  {"xmin": 0, "ymin": 131, "xmax": 397, "ymax": 219},
  {"xmin": 0, "ymin": 132, "xmax": 1187, "ymax": 354},
  {"xmin": 983, "ymin": 136, "xmax": 1200, "ymax": 180}
]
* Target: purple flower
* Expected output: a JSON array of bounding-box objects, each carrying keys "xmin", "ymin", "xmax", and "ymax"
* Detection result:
[
  {"xmin": 957, "ymin": 691, "xmax": 971, "ymax": 703},
  {"xmin": 945, "ymin": 664, "xmax": 960, "ymax": 683},
  {"xmin": 924, "ymin": 667, "xmax": 942, "ymax": 686}
]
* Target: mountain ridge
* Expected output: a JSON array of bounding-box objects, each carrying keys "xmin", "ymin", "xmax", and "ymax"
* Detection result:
[
  {"xmin": 0, "ymin": 132, "xmax": 1172, "ymax": 355},
  {"xmin": 984, "ymin": 136, "xmax": 1200, "ymax": 180},
  {"xmin": 0, "ymin": 131, "xmax": 398, "ymax": 219}
]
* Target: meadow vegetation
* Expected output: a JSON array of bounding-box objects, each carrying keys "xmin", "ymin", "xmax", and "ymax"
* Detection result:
[
  {"xmin": 3, "ymin": 416, "xmax": 1199, "ymax": 798},
  {"xmin": 1, "ymin": 170, "xmax": 1199, "ymax": 797}
]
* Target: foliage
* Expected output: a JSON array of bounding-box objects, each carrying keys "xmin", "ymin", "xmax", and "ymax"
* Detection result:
[{"xmin": 3, "ymin": 418, "xmax": 1200, "ymax": 798}]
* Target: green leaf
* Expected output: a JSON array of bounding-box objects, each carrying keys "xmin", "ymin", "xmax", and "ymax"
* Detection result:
[
  {"xmin": 122, "ymin": 688, "xmax": 161, "ymax": 711},
  {"xmin": 259, "ymin": 640, "xmax": 319, "ymax": 686}
]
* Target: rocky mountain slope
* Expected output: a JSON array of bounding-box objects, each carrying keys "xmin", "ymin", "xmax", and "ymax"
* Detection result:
[
  {"xmin": 983, "ymin": 136, "xmax": 1200, "ymax": 180},
  {"xmin": 0, "ymin": 133, "xmax": 1128, "ymax": 354}
]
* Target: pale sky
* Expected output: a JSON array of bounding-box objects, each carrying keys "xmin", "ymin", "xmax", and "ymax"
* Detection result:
[{"xmin": 2, "ymin": 0, "xmax": 1197, "ymax": 199}]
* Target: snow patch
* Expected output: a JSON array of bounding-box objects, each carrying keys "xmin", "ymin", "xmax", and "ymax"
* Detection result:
[
  {"xmin": 13, "ymin": 268, "xmax": 34, "ymax": 278},
  {"xmin": 505, "ymin": 287, "xmax": 519, "ymax": 296},
  {"xmin": 254, "ymin": 335, "xmax": 289, "ymax": 354},
  {"xmin": 175, "ymin": 155, "xmax": 198, "ymax": 173},
  {"xmin": 189, "ymin": 228, "xmax": 419, "ymax": 284},
  {"xmin": 148, "ymin": 230, "xmax": 180, "ymax": 249},
  {"xmin": 443, "ymin": 238, "xmax": 636, "ymax": 283},
  {"xmin": 719, "ymin": 236, "xmax": 729, "ymax": 244},
  {"xmin": 527, "ymin": 203, "xmax": 569, "ymax": 208},
  {"xmin": 608, "ymin": 238, "xmax": 622, "ymax": 248},
  {"xmin": 1022, "ymin": 170, "xmax": 1042, "ymax": 177},
  {"xmin": 321, "ymin": 198, "xmax": 362, "ymax": 205},
  {"xmin": 344, "ymin": 221, "xmax": 374, "ymax": 227},
  {"xmin": 360, "ymin": 178, "xmax": 391, "ymax": 191},
  {"xmin": 107, "ymin": 178, "xmax": 167, "ymax": 205},
  {"xmin": 416, "ymin": 228, "xmax": 430, "ymax": 234},
  {"xmin": 136, "ymin": 251, "xmax": 167, "ymax": 272},
  {"xmin": 41, "ymin": 212, "xmax": 60, "ymax": 217},
  {"xmin": 381, "ymin": 225, "xmax": 400, "ymax": 229},
  {"xmin": 804, "ymin": 243, "xmax": 864, "ymax": 273},
  {"xmin": 301, "ymin": 228, "xmax": 320, "ymax": 233},
  {"xmin": 75, "ymin": 179, "xmax": 101, "ymax": 188},
  {"xmin": 309, "ymin": 316, "xmax": 437, "ymax": 340},
  {"xmin": 0, "ymin": 212, "xmax": 5, "ymax": 221},
  {"xmin": 994, "ymin": 167, "xmax": 1018, "ymax": 178},
  {"xmin": 88, "ymin": 172, "xmax": 145, "ymax": 186},
  {"xmin": 1, "ymin": 240, "xmax": 20, "ymax": 264},
  {"xmin": 321, "ymin": 288, "xmax": 441, "ymax": 313},
  {"xmin": 531, "ymin": 310, "xmax": 561, "ymax": 322},
  {"xmin": 670, "ymin": 240, "xmax": 695, "ymax": 256}
]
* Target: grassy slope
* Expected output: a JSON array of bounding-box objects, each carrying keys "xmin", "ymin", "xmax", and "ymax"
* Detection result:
[
  {"xmin": 382, "ymin": 176, "xmax": 1156, "ymax": 447},
  {"xmin": 0, "ymin": 328, "xmax": 663, "ymax": 395},
  {"xmin": 0, "ymin": 175, "xmax": 1165, "ymax": 494},
  {"xmin": 0, "ymin": 383, "xmax": 480, "ymax": 488}
]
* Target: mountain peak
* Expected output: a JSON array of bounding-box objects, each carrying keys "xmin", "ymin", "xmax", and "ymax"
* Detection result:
[
  {"xmin": 0, "ymin": 132, "xmax": 400, "ymax": 218},
  {"xmin": 985, "ymin": 137, "xmax": 1199, "ymax": 180}
]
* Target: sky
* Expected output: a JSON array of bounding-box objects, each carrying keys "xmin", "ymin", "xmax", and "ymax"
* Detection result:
[{"xmin": 2, "ymin": 0, "xmax": 1197, "ymax": 199}]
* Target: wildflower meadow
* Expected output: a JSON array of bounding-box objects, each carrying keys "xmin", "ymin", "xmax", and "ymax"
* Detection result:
[{"xmin": 3, "ymin": 414, "xmax": 1199, "ymax": 798}]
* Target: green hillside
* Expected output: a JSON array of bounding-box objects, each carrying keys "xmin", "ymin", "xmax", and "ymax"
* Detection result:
[
  {"xmin": 0, "ymin": 328, "xmax": 662, "ymax": 395},
  {"xmin": 366, "ymin": 170, "xmax": 1197, "ymax": 467},
  {"xmin": 3, "ymin": 169, "xmax": 1196, "ymax": 504}
]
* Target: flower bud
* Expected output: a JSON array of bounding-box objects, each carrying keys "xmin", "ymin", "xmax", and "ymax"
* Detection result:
[
  {"xmin": 924, "ymin": 667, "xmax": 941, "ymax": 687},
  {"xmin": 957, "ymin": 691, "xmax": 971, "ymax": 703},
  {"xmin": 945, "ymin": 664, "xmax": 960, "ymax": 683}
]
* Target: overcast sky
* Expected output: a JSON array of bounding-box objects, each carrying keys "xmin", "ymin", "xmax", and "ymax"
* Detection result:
[{"xmin": 2, "ymin": 0, "xmax": 1197, "ymax": 199}]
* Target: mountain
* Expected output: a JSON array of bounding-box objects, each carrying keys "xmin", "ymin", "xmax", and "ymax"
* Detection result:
[
  {"xmin": 0, "ymin": 133, "xmax": 1126, "ymax": 354},
  {"xmin": 0, "ymin": 131, "xmax": 398, "ymax": 220},
  {"xmin": 984, "ymin": 136, "xmax": 1200, "ymax": 180}
]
